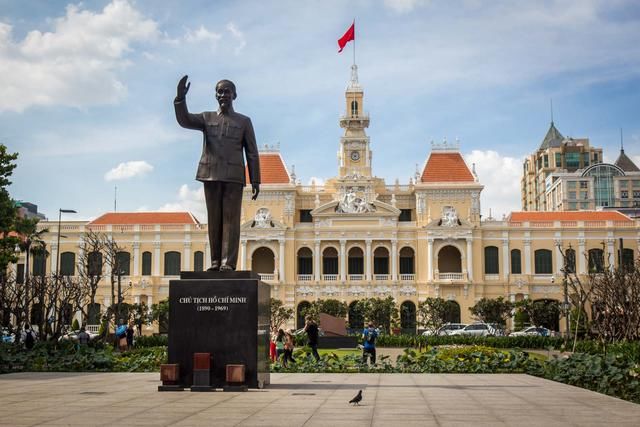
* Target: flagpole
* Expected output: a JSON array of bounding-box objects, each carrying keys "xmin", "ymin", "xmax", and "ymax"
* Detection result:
[{"xmin": 353, "ymin": 19, "xmax": 356, "ymax": 66}]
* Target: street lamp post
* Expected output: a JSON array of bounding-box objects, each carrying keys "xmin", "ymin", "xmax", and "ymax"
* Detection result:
[{"xmin": 56, "ymin": 209, "xmax": 77, "ymax": 277}]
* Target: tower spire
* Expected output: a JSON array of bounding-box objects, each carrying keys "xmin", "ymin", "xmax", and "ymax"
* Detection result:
[
  {"xmin": 550, "ymin": 98, "xmax": 554, "ymax": 124},
  {"xmin": 620, "ymin": 128, "xmax": 624, "ymax": 152}
]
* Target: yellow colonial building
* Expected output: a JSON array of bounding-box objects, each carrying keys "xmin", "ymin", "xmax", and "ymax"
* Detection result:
[{"xmin": 16, "ymin": 65, "xmax": 640, "ymax": 332}]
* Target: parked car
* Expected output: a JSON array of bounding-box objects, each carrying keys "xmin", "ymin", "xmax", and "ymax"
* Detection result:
[
  {"xmin": 510, "ymin": 326, "xmax": 551, "ymax": 337},
  {"xmin": 58, "ymin": 329, "xmax": 99, "ymax": 342},
  {"xmin": 449, "ymin": 323, "xmax": 496, "ymax": 336},
  {"xmin": 422, "ymin": 323, "xmax": 467, "ymax": 336},
  {"xmin": 1, "ymin": 327, "xmax": 15, "ymax": 344}
]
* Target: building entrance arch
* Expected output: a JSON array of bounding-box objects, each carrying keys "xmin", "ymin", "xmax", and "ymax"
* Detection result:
[{"xmin": 438, "ymin": 245, "xmax": 462, "ymax": 273}]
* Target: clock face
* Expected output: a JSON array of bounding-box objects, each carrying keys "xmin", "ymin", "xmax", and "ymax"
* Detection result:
[{"xmin": 350, "ymin": 151, "xmax": 360, "ymax": 161}]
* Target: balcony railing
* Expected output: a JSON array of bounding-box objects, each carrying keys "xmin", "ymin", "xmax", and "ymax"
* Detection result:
[
  {"xmin": 258, "ymin": 273, "xmax": 276, "ymax": 281},
  {"xmin": 348, "ymin": 274, "xmax": 364, "ymax": 281},
  {"xmin": 297, "ymin": 274, "xmax": 313, "ymax": 282},
  {"xmin": 399, "ymin": 273, "xmax": 415, "ymax": 281},
  {"xmin": 437, "ymin": 272, "xmax": 465, "ymax": 281},
  {"xmin": 373, "ymin": 274, "xmax": 389, "ymax": 281},
  {"xmin": 323, "ymin": 274, "xmax": 338, "ymax": 281}
]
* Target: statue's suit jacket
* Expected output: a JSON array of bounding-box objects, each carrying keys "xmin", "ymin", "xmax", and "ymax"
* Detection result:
[{"xmin": 174, "ymin": 98, "xmax": 260, "ymax": 186}]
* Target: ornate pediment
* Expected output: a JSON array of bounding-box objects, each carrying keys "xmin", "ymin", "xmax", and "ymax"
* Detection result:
[{"xmin": 311, "ymin": 200, "xmax": 400, "ymax": 218}]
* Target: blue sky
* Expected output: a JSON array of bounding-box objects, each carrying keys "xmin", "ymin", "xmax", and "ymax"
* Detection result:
[{"xmin": 2, "ymin": 0, "xmax": 639, "ymax": 221}]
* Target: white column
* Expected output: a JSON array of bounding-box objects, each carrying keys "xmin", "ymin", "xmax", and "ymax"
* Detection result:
[
  {"xmin": 134, "ymin": 295, "xmax": 140, "ymax": 304},
  {"xmin": 183, "ymin": 241, "xmax": 191, "ymax": 270},
  {"xmin": 147, "ymin": 295, "xmax": 153, "ymax": 310},
  {"xmin": 607, "ymin": 238, "xmax": 615, "ymax": 271},
  {"xmin": 523, "ymin": 238, "xmax": 532, "ymax": 275},
  {"xmin": 279, "ymin": 239, "xmax": 285, "ymax": 283},
  {"xmin": 50, "ymin": 243, "xmax": 58, "ymax": 275},
  {"xmin": 365, "ymin": 239, "xmax": 372, "ymax": 281},
  {"xmin": 554, "ymin": 239, "xmax": 563, "ymax": 276},
  {"xmin": 578, "ymin": 238, "xmax": 586, "ymax": 275},
  {"xmin": 427, "ymin": 238, "xmax": 434, "ymax": 281},
  {"xmin": 510, "ymin": 294, "xmax": 516, "ymax": 330},
  {"xmin": 240, "ymin": 240, "xmax": 247, "ymax": 270},
  {"xmin": 314, "ymin": 240, "xmax": 321, "ymax": 282},
  {"xmin": 391, "ymin": 240, "xmax": 398, "ymax": 282},
  {"xmin": 153, "ymin": 242, "xmax": 161, "ymax": 276},
  {"xmin": 502, "ymin": 239, "xmax": 509, "ymax": 280},
  {"xmin": 466, "ymin": 238, "xmax": 473, "ymax": 281},
  {"xmin": 132, "ymin": 242, "xmax": 140, "ymax": 276},
  {"xmin": 339, "ymin": 240, "xmax": 346, "ymax": 282}
]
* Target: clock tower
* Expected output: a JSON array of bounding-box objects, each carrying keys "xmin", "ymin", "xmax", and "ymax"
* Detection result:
[{"xmin": 338, "ymin": 64, "xmax": 372, "ymax": 178}]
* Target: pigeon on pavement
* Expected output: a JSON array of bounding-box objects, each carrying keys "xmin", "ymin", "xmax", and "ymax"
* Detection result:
[{"xmin": 349, "ymin": 390, "xmax": 363, "ymax": 405}]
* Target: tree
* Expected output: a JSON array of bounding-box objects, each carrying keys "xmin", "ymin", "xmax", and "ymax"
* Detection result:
[
  {"xmin": 150, "ymin": 299, "xmax": 169, "ymax": 334},
  {"xmin": 0, "ymin": 144, "xmax": 19, "ymax": 272},
  {"xmin": 515, "ymin": 299, "xmax": 560, "ymax": 330},
  {"xmin": 417, "ymin": 297, "xmax": 455, "ymax": 332},
  {"xmin": 76, "ymin": 230, "xmax": 107, "ymax": 324},
  {"xmin": 469, "ymin": 297, "xmax": 513, "ymax": 326},
  {"xmin": 270, "ymin": 298, "xmax": 293, "ymax": 334},
  {"xmin": 356, "ymin": 296, "xmax": 399, "ymax": 333},
  {"xmin": 589, "ymin": 261, "xmax": 640, "ymax": 345}
]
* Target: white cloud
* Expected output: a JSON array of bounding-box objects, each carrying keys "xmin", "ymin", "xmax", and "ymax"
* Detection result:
[
  {"xmin": 383, "ymin": 0, "xmax": 428, "ymax": 13},
  {"xmin": 184, "ymin": 25, "xmax": 222, "ymax": 46},
  {"xmin": 0, "ymin": 0, "xmax": 158, "ymax": 112},
  {"xmin": 157, "ymin": 184, "xmax": 206, "ymax": 222},
  {"xmin": 104, "ymin": 160, "xmax": 154, "ymax": 181},
  {"xmin": 464, "ymin": 150, "xmax": 523, "ymax": 219},
  {"xmin": 226, "ymin": 22, "xmax": 246, "ymax": 55}
]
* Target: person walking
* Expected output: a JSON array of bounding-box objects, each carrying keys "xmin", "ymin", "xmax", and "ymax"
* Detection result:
[
  {"xmin": 275, "ymin": 329, "xmax": 286, "ymax": 363},
  {"xmin": 303, "ymin": 317, "xmax": 320, "ymax": 362},
  {"xmin": 77, "ymin": 326, "xmax": 90, "ymax": 346},
  {"xmin": 126, "ymin": 322, "xmax": 135, "ymax": 350},
  {"xmin": 22, "ymin": 324, "xmax": 36, "ymax": 350},
  {"xmin": 283, "ymin": 329, "xmax": 296, "ymax": 368},
  {"xmin": 362, "ymin": 322, "xmax": 378, "ymax": 365}
]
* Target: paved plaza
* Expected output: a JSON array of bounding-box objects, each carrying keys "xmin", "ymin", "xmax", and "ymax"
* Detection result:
[{"xmin": 1, "ymin": 372, "xmax": 639, "ymax": 426}]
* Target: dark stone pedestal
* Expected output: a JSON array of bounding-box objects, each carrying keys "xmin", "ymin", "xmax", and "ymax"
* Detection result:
[
  {"xmin": 168, "ymin": 271, "xmax": 270, "ymax": 389},
  {"xmin": 318, "ymin": 336, "xmax": 359, "ymax": 349},
  {"xmin": 157, "ymin": 385, "xmax": 184, "ymax": 392}
]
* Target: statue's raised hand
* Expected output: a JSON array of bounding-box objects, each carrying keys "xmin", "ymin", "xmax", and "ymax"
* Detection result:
[{"xmin": 176, "ymin": 75, "xmax": 190, "ymax": 100}]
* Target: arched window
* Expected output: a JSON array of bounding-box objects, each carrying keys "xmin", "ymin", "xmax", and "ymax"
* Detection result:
[
  {"xmin": 252, "ymin": 247, "xmax": 275, "ymax": 274},
  {"xmin": 60, "ymin": 252, "xmax": 76, "ymax": 276},
  {"xmin": 60, "ymin": 303, "xmax": 73, "ymax": 326},
  {"xmin": 484, "ymin": 246, "xmax": 499, "ymax": 275},
  {"xmin": 348, "ymin": 247, "xmax": 364, "ymax": 275},
  {"xmin": 534, "ymin": 249, "xmax": 553, "ymax": 274},
  {"xmin": 88, "ymin": 251, "xmax": 102, "ymax": 276},
  {"xmin": 373, "ymin": 247, "xmax": 389, "ymax": 275},
  {"xmin": 438, "ymin": 245, "xmax": 462, "ymax": 273},
  {"xmin": 164, "ymin": 251, "xmax": 181, "ymax": 276},
  {"xmin": 510, "ymin": 249, "xmax": 522, "ymax": 274},
  {"xmin": 351, "ymin": 100, "xmax": 358, "ymax": 117},
  {"xmin": 622, "ymin": 248, "xmax": 635, "ymax": 271},
  {"xmin": 87, "ymin": 303, "xmax": 101, "ymax": 324},
  {"xmin": 116, "ymin": 251, "xmax": 131, "ymax": 276},
  {"xmin": 565, "ymin": 248, "xmax": 576, "ymax": 273},
  {"xmin": 322, "ymin": 247, "xmax": 338, "ymax": 275},
  {"xmin": 297, "ymin": 248, "xmax": 313, "ymax": 275},
  {"xmin": 588, "ymin": 248, "xmax": 604, "ymax": 273},
  {"xmin": 399, "ymin": 247, "xmax": 415, "ymax": 274},
  {"xmin": 32, "ymin": 251, "xmax": 47, "ymax": 276},
  {"xmin": 142, "ymin": 251, "xmax": 152, "ymax": 276},
  {"xmin": 400, "ymin": 301, "xmax": 416, "ymax": 332},
  {"xmin": 194, "ymin": 251, "xmax": 204, "ymax": 272}
]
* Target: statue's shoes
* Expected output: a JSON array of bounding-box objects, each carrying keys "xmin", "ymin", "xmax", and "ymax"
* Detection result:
[{"xmin": 219, "ymin": 264, "xmax": 235, "ymax": 272}]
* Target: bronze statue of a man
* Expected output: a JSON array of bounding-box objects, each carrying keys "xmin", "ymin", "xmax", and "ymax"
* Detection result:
[{"xmin": 174, "ymin": 75, "xmax": 260, "ymax": 271}]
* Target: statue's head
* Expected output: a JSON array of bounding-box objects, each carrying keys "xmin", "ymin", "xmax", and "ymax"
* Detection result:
[{"xmin": 216, "ymin": 79, "xmax": 237, "ymax": 111}]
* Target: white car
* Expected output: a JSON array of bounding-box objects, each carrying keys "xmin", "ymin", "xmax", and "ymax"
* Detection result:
[
  {"xmin": 422, "ymin": 323, "xmax": 467, "ymax": 336},
  {"xmin": 449, "ymin": 323, "xmax": 496, "ymax": 336},
  {"xmin": 58, "ymin": 329, "xmax": 99, "ymax": 342},
  {"xmin": 510, "ymin": 326, "xmax": 551, "ymax": 337}
]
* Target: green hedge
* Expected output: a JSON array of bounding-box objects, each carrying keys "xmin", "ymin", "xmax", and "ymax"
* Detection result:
[
  {"xmin": 0, "ymin": 342, "xmax": 166, "ymax": 374},
  {"xmin": 134, "ymin": 335, "xmax": 168, "ymax": 348}
]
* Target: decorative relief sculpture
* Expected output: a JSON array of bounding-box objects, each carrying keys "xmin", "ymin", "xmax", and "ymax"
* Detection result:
[
  {"xmin": 336, "ymin": 187, "xmax": 376, "ymax": 213},
  {"xmin": 439, "ymin": 206, "xmax": 460, "ymax": 227},
  {"xmin": 252, "ymin": 208, "xmax": 273, "ymax": 228}
]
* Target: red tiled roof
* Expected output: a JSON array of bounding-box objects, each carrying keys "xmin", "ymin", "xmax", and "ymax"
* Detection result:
[
  {"xmin": 421, "ymin": 152, "xmax": 474, "ymax": 183},
  {"xmin": 245, "ymin": 153, "xmax": 290, "ymax": 184},
  {"xmin": 508, "ymin": 211, "xmax": 632, "ymax": 222},
  {"xmin": 89, "ymin": 212, "xmax": 199, "ymax": 225}
]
